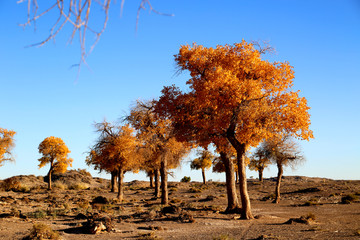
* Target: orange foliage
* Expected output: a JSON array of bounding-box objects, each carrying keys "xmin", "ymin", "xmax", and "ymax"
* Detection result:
[
  {"xmin": 158, "ymin": 41, "xmax": 313, "ymax": 147},
  {"xmin": 86, "ymin": 122, "xmax": 139, "ymax": 173},
  {"xmin": 0, "ymin": 128, "xmax": 16, "ymax": 166},
  {"xmin": 156, "ymin": 40, "xmax": 313, "ymax": 219},
  {"xmin": 38, "ymin": 136, "xmax": 73, "ymax": 174}
]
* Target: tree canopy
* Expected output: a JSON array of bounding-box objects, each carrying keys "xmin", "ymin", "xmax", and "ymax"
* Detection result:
[{"xmin": 0, "ymin": 128, "xmax": 16, "ymax": 167}]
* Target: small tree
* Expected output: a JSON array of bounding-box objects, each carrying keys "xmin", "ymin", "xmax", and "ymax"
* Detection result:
[
  {"xmin": 263, "ymin": 136, "xmax": 305, "ymax": 203},
  {"xmin": 0, "ymin": 128, "xmax": 16, "ymax": 167},
  {"xmin": 248, "ymin": 145, "xmax": 271, "ymax": 182},
  {"xmin": 38, "ymin": 136, "xmax": 73, "ymax": 190},
  {"xmin": 87, "ymin": 121, "xmax": 139, "ymax": 201},
  {"xmin": 127, "ymin": 100, "xmax": 190, "ymax": 205},
  {"xmin": 190, "ymin": 149, "xmax": 214, "ymax": 184}
]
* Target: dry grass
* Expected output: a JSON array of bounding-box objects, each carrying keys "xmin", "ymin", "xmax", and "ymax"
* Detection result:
[{"xmin": 25, "ymin": 223, "xmax": 60, "ymax": 240}]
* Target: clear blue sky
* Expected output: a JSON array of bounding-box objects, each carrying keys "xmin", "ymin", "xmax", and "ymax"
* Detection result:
[{"xmin": 1, "ymin": 0, "xmax": 359, "ymax": 181}]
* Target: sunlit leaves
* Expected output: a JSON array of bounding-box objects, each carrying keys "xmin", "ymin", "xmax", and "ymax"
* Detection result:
[
  {"xmin": 86, "ymin": 121, "xmax": 139, "ymax": 173},
  {"xmin": 190, "ymin": 149, "xmax": 213, "ymax": 171},
  {"xmin": 0, "ymin": 128, "xmax": 16, "ymax": 166},
  {"xmin": 158, "ymin": 40, "xmax": 313, "ymax": 149},
  {"xmin": 38, "ymin": 136, "xmax": 73, "ymax": 173}
]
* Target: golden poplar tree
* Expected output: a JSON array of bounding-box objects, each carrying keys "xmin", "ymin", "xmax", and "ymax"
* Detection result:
[
  {"xmin": 0, "ymin": 128, "xmax": 16, "ymax": 167},
  {"xmin": 156, "ymin": 41, "xmax": 313, "ymax": 219},
  {"xmin": 38, "ymin": 136, "xmax": 73, "ymax": 190},
  {"xmin": 190, "ymin": 149, "xmax": 214, "ymax": 184},
  {"xmin": 261, "ymin": 136, "xmax": 304, "ymax": 203},
  {"xmin": 127, "ymin": 100, "xmax": 190, "ymax": 205},
  {"xmin": 248, "ymin": 144, "xmax": 271, "ymax": 182},
  {"xmin": 87, "ymin": 121, "xmax": 139, "ymax": 201}
]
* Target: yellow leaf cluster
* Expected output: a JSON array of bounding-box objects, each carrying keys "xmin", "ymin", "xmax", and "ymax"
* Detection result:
[
  {"xmin": 38, "ymin": 136, "xmax": 73, "ymax": 173},
  {"xmin": 87, "ymin": 122, "xmax": 139, "ymax": 173},
  {"xmin": 157, "ymin": 41, "xmax": 313, "ymax": 151},
  {"xmin": 0, "ymin": 128, "xmax": 16, "ymax": 166}
]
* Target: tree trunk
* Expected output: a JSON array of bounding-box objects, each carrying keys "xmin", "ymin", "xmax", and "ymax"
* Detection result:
[
  {"xmin": 258, "ymin": 168, "xmax": 263, "ymax": 182},
  {"xmin": 160, "ymin": 157, "xmax": 168, "ymax": 205},
  {"xmin": 274, "ymin": 162, "xmax": 283, "ymax": 204},
  {"xmin": 154, "ymin": 169, "xmax": 160, "ymax": 198},
  {"xmin": 111, "ymin": 170, "xmax": 118, "ymax": 192},
  {"xmin": 47, "ymin": 169, "xmax": 52, "ymax": 190},
  {"xmin": 201, "ymin": 168, "xmax": 206, "ymax": 185},
  {"xmin": 235, "ymin": 171, "xmax": 239, "ymax": 183},
  {"xmin": 220, "ymin": 151, "xmax": 241, "ymax": 213},
  {"xmin": 149, "ymin": 174, "xmax": 154, "ymax": 188},
  {"xmin": 117, "ymin": 168, "xmax": 124, "ymax": 202},
  {"xmin": 226, "ymin": 128, "xmax": 253, "ymax": 219},
  {"xmin": 47, "ymin": 161, "xmax": 54, "ymax": 190}
]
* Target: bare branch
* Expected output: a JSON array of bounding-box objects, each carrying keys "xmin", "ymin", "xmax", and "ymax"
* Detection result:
[{"xmin": 18, "ymin": 0, "xmax": 174, "ymax": 77}]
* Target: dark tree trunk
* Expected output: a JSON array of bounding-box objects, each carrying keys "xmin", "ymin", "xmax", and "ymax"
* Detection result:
[
  {"xmin": 117, "ymin": 168, "xmax": 124, "ymax": 202},
  {"xmin": 111, "ymin": 170, "xmax": 118, "ymax": 192},
  {"xmin": 226, "ymin": 127, "xmax": 254, "ymax": 219},
  {"xmin": 274, "ymin": 162, "xmax": 283, "ymax": 204},
  {"xmin": 201, "ymin": 168, "xmax": 206, "ymax": 185},
  {"xmin": 47, "ymin": 160, "xmax": 54, "ymax": 190},
  {"xmin": 47, "ymin": 169, "xmax": 52, "ymax": 190},
  {"xmin": 154, "ymin": 169, "xmax": 160, "ymax": 198},
  {"xmin": 160, "ymin": 157, "xmax": 168, "ymax": 205},
  {"xmin": 235, "ymin": 171, "xmax": 239, "ymax": 183},
  {"xmin": 258, "ymin": 168, "xmax": 264, "ymax": 182},
  {"xmin": 220, "ymin": 151, "xmax": 241, "ymax": 213}
]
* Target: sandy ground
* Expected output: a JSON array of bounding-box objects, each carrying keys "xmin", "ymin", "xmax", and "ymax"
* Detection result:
[{"xmin": 0, "ymin": 172, "xmax": 359, "ymax": 239}]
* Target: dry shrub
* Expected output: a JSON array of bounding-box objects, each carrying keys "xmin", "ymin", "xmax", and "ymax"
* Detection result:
[
  {"xmin": 83, "ymin": 213, "xmax": 113, "ymax": 234},
  {"xmin": 2, "ymin": 178, "xmax": 21, "ymax": 191},
  {"xmin": 189, "ymin": 187, "xmax": 202, "ymax": 193},
  {"xmin": 137, "ymin": 231, "xmax": 163, "ymax": 240},
  {"xmin": 261, "ymin": 194, "xmax": 275, "ymax": 201},
  {"xmin": 170, "ymin": 198, "xmax": 182, "ymax": 204},
  {"xmin": 213, "ymin": 234, "xmax": 234, "ymax": 240},
  {"xmin": 341, "ymin": 194, "xmax": 358, "ymax": 204},
  {"xmin": 69, "ymin": 183, "xmax": 89, "ymax": 190},
  {"xmin": 178, "ymin": 211, "xmax": 195, "ymax": 223},
  {"xmin": 24, "ymin": 223, "xmax": 60, "ymax": 240},
  {"xmin": 284, "ymin": 213, "xmax": 315, "ymax": 225},
  {"xmin": 53, "ymin": 181, "xmax": 68, "ymax": 190},
  {"xmin": 303, "ymin": 198, "xmax": 321, "ymax": 206},
  {"xmin": 27, "ymin": 209, "xmax": 48, "ymax": 219}
]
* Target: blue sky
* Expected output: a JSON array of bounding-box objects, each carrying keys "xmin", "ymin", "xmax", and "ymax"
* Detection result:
[{"xmin": 0, "ymin": 0, "xmax": 359, "ymax": 181}]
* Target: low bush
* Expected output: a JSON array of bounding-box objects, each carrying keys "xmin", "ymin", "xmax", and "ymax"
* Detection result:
[
  {"xmin": 189, "ymin": 187, "xmax": 202, "ymax": 193},
  {"xmin": 213, "ymin": 234, "xmax": 234, "ymax": 240},
  {"xmin": 181, "ymin": 176, "xmax": 191, "ymax": 183},
  {"xmin": 2, "ymin": 178, "xmax": 21, "ymax": 191},
  {"xmin": 24, "ymin": 223, "xmax": 60, "ymax": 240},
  {"xmin": 341, "ymin": 194, "xmax": 358, "ymax": 204}
]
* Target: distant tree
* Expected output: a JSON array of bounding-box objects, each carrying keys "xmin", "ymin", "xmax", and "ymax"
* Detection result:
[
  {"xmin": 263, "ymin": 136, "xmax": 305, "ymax": 203},
  {"xmin": 190, "ymin": 149, "xmax": 214, "ymax": 184},
  {"xmin": 248, "ymin": 145, "xmax": 271, "ymax": 182},
  {"xmin": 0, "ymin": 128, "xmax": 16, "ymax": 167},
  {"xmin": 86, "ymin": 121, "xmax": 139, "ymax": 201},
  {"xmin": 136, "ymin": 143, "xmax": 162, "ymax": 197},
  {"xmin": 38, "ymin": 136, "xmax": 73, "ymax": 190},
  {"xmin": 156, "ymin": 41, "xmax": 313, "ymax": 219},
  {"xmin": 127, "ymin": 100, "xmax": 190, "ymax": 205}
]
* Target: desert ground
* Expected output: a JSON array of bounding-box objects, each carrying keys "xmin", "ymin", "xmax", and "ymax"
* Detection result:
[{"xmin": 0, "ymin": 170, "xmax": 359, "ymax": 240}]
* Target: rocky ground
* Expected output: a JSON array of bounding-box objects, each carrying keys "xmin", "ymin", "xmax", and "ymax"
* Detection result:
[{"xmin": 0, "ymin": 170, "xmax": 359, "ymax": 239}]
